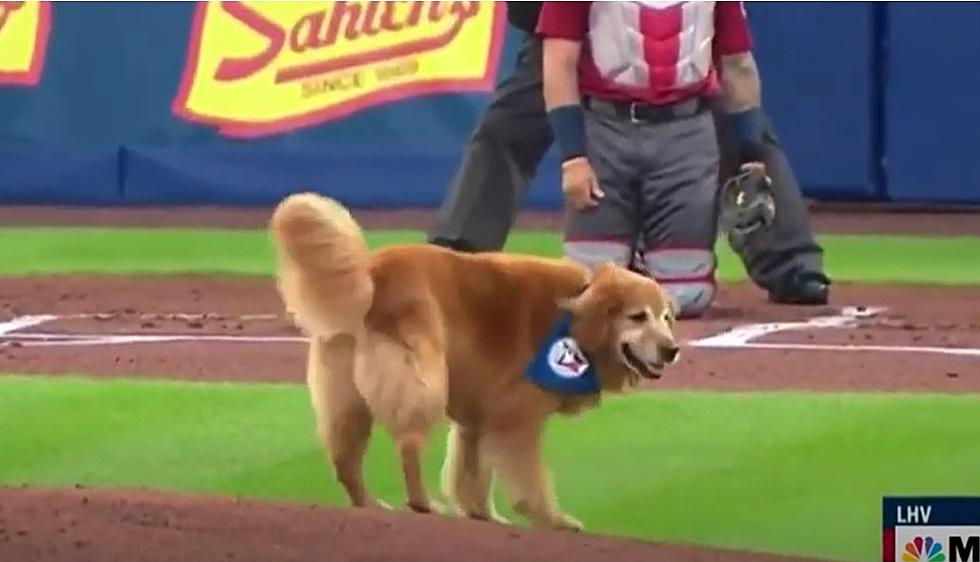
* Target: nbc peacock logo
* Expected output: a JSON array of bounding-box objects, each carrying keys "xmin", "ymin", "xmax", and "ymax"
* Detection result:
[{"xmin": 904, "ymin": 536, "xmax": 946, "ymax": 562}]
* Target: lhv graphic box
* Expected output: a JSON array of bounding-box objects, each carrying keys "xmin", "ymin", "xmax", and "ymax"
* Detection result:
[{"xmin": 884, "ymin": 497, "xmax": 980, "ymax": 561}]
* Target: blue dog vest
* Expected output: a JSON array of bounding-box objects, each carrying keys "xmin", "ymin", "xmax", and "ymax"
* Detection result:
[{"xmin": 525, "ymin": 312, "xmax": 600, "ymax": 395}]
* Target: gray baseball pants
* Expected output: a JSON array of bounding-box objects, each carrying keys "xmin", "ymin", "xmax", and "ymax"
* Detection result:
[
  {"xmin": 564, "ymin": 101, "xmax": 720, "ymax": 317},
  {"xmin": 427, "ymin": 34, "xmax": 824, "ymax": 293}
]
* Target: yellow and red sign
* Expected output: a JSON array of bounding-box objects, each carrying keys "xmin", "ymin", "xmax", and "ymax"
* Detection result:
[
  {"xmin": 0, "ymin": 0, "xmax": 50, "ymax": 86},
  {"xmin": 173, "ymin": 1, "xmax": 505, "ymax": 138}
]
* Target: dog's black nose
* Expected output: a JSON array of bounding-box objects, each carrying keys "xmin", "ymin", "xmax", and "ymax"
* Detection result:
[{"xmin": 660, "ymin": 345, "xmax": 680, "ymax": 364}]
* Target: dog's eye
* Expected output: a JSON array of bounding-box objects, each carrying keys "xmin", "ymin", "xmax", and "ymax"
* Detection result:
[
  {"xmin": 661, "ymin": 310, "xmax": 674, "ymax": 326},
  {"xmin": 628, "ymin": 311, "xmax": 648, "ymax": 322}
]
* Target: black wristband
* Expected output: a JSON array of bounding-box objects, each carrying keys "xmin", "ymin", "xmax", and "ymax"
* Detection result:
[
  {"xmin": 722, "ymin": 107, "xmax": 766, "ymax": 163},
  {"xmin": 546, "ymin": 105, "xmax": 587, "ymax": 162}
]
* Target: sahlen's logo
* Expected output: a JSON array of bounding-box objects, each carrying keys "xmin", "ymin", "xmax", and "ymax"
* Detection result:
[
  {"xmin": 904, "ymin": 536, "xmax": 946, "ymax": 562},
  {"xmin": 547, "ymin": 338, "xmax": 590, "ymax": 379},
  {"xmin": 0, "ymin": 0, "xmax": 50, "ymax": 86},
  {"xmin": 173, "ymin": 1, "xmax": 506, "ymax": 138}
]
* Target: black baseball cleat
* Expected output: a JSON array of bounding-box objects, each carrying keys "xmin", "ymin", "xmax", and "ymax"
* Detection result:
[{"xmin": 768, "ymin": 270, "xmax": 831, "ymax": 306}]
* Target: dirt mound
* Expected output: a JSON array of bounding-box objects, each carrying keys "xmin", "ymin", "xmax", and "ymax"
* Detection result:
[{"xmin": 0, "ymin": 486, "xmax": 823, "ymax": 562}]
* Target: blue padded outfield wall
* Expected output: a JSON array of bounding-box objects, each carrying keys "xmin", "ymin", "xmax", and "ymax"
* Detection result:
[{"xmin": 0, "ymin": 1, "xmax": 978, "ymax": 207}]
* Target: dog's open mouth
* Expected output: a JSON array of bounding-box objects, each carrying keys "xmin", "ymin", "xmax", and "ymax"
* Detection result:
[{"xmin": 620, "ymin": 344, "xmax": 663, "ymax": 380}]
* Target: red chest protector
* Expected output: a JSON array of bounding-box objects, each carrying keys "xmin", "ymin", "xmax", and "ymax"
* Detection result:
[{"xmin": 586, "ymin": 1, "xmax": 719, "ymax": 99}]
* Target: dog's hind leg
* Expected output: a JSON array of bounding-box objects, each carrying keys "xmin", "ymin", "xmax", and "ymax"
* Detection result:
[
  {"xmin": 484, "ymin": 424, "xmax": 582, "ymax": 532},
  {"xmin": 308, "ymin": 335, "xmax": 385, "ymax": 509},
  {"xmin": 441, "ymin": 424, "xmax": 507, "ymax": 523},
  {"xmin": 355, "ymin": 332, "xmax": 447, "ymax": 514}
]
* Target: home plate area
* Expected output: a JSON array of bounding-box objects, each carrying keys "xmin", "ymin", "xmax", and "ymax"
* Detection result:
[{"xmin": 0, "ymin": 277, "xmax": 978, "ymax": 391}]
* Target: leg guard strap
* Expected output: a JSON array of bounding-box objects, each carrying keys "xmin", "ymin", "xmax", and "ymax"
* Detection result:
[
  {"xmin": 645, "ymin": 248, "xmax": 717, "ymax": 318},
  {"xmin": 564, "ymin": 240, "xmax": 632, "ymax": 268},
  {"xmin": 660, "ymin": 281, "xmax": 716, "ymax": 318},
  {"xmin": 643, "ymin": 248, "xmax": 716, "ymax": 280}
]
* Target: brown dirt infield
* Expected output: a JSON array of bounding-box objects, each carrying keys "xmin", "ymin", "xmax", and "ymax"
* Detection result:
[
  {"xmin": 2, "ymin": 276, "xmax": 978, "ymax": 392},
  {"xmin": 0, "ymin": 486, "xmax": 827, "ymax": 562},
  {"xmin": 2, "ymin": 206, "xmax": 978, "ymax": 562},
  {"xmin": 1, "ymin": 204, "xmax": 979, "ymax": 235}
]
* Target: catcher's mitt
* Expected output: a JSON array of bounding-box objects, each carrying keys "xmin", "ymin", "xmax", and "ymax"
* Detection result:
[{"xmin": 718, "ymin": 165, "xmax": 775, "ymax": 241}]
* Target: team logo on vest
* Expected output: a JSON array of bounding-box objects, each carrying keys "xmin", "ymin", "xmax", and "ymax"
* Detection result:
[
  {"xmin": 547, "ymin": 338, "xmax": 590, "ymax": 379},
  {"xmin": 173, "ymin": 1, "xmax": 505, "ymax": 138},
  {"xmin": 0, "ymin": 1, "xmax": 51, "ymax": 86}
]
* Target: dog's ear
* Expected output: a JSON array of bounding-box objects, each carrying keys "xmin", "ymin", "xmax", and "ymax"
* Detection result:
[
  {"xmin": 557, "ymin": 266, "xmax": 591, "ymax": 312},
  {"xmin": 559, "ymin": 280, "xmax": 618, "ymax": 318},
  {"xmin": 558, "ymin": 289, "xmax": 587, "ymax": 315},
  {"xmin": 590, "ymin": 261, "xmax": 620, "ymax": 279},
  {"xmin": 558, "ymin": 261, "xmax": 628, "ymax": 316}
]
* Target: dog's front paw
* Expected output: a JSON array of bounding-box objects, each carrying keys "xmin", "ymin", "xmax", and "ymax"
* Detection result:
[
  {"xmin": 407, "ymin": 499, "xmax": 450, "ymax": 515},
  {"xmin": 468, "ymin": 509, "xmax": 511, "ymax": 525},
  {"xmin": 353, "ymin": 497, "xmax": 391, "ymax": 510},
  {"xmin": 551, "ymin": 512, "xmax": 584, "ymax": 532},
  {"xmin": 367, "ymin": 498, "xmax": 393, "ymax": 511}
]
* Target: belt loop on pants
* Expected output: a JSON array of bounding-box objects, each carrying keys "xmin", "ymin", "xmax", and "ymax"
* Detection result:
[{"xmin": 629, "ymin": 102, "xmax": 641, "ymax": 124}]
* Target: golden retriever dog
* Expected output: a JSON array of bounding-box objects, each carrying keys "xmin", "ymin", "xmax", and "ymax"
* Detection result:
[{"xmin": 269, "ymin": 193, "xmax": 680, "ymax": 532}]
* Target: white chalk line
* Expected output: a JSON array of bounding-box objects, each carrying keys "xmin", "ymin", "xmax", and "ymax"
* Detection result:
[
  {"xmin": 0, "ymin": 313, "xmax": 300, "ymax": 347},
  {"xmin": 720, "ymin": 342, "xmax": 980, "ymax": 358},
  {"xmin": 688, "ymin": 305, "xmax": 980, "ymax": 358},
  {"xmin": 1, "ymin": 332, "xmax": 305, "ymax": 346},
  {"xmin": 1, "ymin": 309, "xmax": 979, "ymax": 358},
  {"xmin": 6, "ymin": 332, "xmax": 978, "ymax": 357},
  {"xmin": 690, "ymin": 306, "xmax": 887, "ymax": 347},
  {"xmin": 0, "ymin": 315, "xmax": 58, "ymax": 335}
]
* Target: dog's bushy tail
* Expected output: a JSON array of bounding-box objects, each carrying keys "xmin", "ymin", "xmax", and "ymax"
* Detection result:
[{"xmin": 270, "ymin": 192, "xmax": 374, "ymax": 339}]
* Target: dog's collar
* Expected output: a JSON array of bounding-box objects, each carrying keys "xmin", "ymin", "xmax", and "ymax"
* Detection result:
[{"xmin": 524, "ymin": 310, "xmax": 600, "ymax": 395}]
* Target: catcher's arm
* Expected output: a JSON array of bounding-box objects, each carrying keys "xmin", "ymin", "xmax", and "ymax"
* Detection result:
[
  {"xmin": 719, "ymin": 52, "xmax": 766, "ymax": 166},
  {"xmin": 713, "ymin": 4, "xmax": 773, "ymax": 238},
  {"xmin": 713, "ymin": 1, "xmax": 767, "ymax": 166},
  {"xmin": 719, "ymin": 52, "xmax": 762, "ymax": 114}
]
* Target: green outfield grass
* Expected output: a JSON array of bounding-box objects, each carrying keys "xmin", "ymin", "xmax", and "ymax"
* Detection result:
[
  {"xmin": 2, "ymin": 226, "xmax": 979, "ymax": 561},
  {"xmin": 2, "ymin": 226, "xmax": 980, "ymax": 284},
  {"xmin": 2, "ymin": 375, "xmax": 979, "ymax": 562}
]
